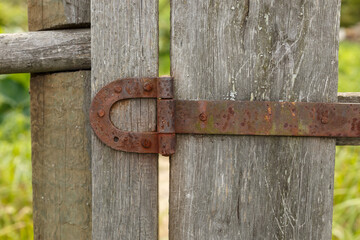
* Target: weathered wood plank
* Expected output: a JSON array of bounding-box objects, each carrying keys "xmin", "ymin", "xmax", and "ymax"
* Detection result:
[
  {"xmin": 91, "ymin": 0, "xmax": 159, "ymax": 239},
  {"xmin": 337, "ymin": 137, "xmax": 360, "ymax": 145},
  {"xmin": 28, "ymin": 0, "xmax": 90, "ymax": 31},
  {"xmin": 0, "ymin": 29, "xmax": 90, "ymax": 74},
  {"xmin": 170, "ymin": 1, "xmax": 340, "ymax": 239},
  {"xmin": 31, "ymin": 71, "xmax": 91, "ymax": 239},
  {"xmin": 338, "ymin": 92, "xmax": 360, "ymax": 103},
  {"xmin": 29, "ymin": 2, "xmax": 92, "ymax": 239}
]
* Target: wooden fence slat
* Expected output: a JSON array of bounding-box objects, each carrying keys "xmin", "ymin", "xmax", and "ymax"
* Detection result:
[
  {"xmin": 170, "ymin": 1, "xmax": 340, "ymax": 239},
  {"xmin": 338, "ymin": 92, "xmax": 360, "ymax": 103},
  {"xmin": 91, "ymin": 0, "xmax": 159, "ymax": 239},
  {"xmin": 31, "ymin": 71, "xmax": 92, "ymax": 239},
  {"xmin": 28, "ymin": 0, "xmax": 90, "ymax": 31},
  {"xmin": 0, "ymin": 30, "xmax": 90, "ymax": 74},
  {"xmin": 28, "ymin": 2, "xmax": 92, "ymax": 239}
]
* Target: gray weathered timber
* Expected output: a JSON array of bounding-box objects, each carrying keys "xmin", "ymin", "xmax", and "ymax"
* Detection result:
[
  {"xmin": 28, "ymin": 0, "xmax": 90, "ymax": 31},
  {"xmin": 338, "ymin": 92, "xmax": 360, "ymax": 103},
  {"xmin": 0, "ymin": 29, "xmax": 90, "ymax": 74},
  {"xmin": 91, "ymin": 0, "xmax": 159, "ymax": 239},
  {"xmin": 29, "ymin": 3, "xmax": 92, "ymax": 239},
  {"xmin": 31, "ymin": 71, "xmax": 91, "ymax": 239},
  {"xmin": 170, "ymin": 1, "xmax": 341, "ymax": 239},
  {"xmin": 337, "ymin": 137, "xmax": 360, "ymax": 145}
]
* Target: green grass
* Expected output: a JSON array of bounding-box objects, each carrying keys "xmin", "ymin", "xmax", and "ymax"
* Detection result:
[
  {"xmin": 0, "ymin": 81, "xmax": 32, "ymax": 239},
  {"xmin": 0, "ymin": 114, "xmax": 32, "ymax": 240},
  {"xmin": 333, "ymin": 147, "xmax": 360, "ymax": 240}
]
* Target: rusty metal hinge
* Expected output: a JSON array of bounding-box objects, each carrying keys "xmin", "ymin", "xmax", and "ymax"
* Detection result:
[{"xmin": 90, "ymin": 77, "xmax": 360, "ymax": 156}]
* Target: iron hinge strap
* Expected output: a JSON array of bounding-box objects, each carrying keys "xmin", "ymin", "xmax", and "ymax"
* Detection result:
[
  {"xmin": 90, "ymin": 77, "xmax": 175, "ymax": 155},
  {"xmin": 90, "ymin": 77, "xmax": 360, "ymax": 156}
]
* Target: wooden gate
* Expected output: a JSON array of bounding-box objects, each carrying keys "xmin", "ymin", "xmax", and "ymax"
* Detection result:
[{"xmin": 1, "ymin": 0, "xmax": 360, "ymax": 239}]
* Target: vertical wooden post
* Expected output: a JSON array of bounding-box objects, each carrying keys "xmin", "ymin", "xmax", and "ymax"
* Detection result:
[
  {"xmin": 29, "ymin": 2, "xmax": 91, "ymax": 240},
  {"xmin": 170, "ymin": 1, "xmax": 340, "ymax": 239},
  {"xmin": 91, "ymin": 1, "xmax": 159, "ymax": 239},
  {"xmin": 28, "ymin": 0, "xmax": 90, "ymax": 31},
  {"xmin": 31, "ymin": 72, "xmax": 92, "ymax": 239}
]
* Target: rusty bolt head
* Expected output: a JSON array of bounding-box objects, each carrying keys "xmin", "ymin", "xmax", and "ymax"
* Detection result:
[
  {"xmin": 199, "ymin": 112, "xmax": 207, "ymax": 122},
  {"xmin": 143, "ymin": 82, "xmax": 153, "ymax": 92},
  {"xmin": 141, "ymin": 139, "xmax": 152, "ymax": 148},
  {"xmin": 97, "ymin": 109, "xmax": 105, "ymax": 118},
  {"xmin": 115, "ymin": 86, "xmax": 122, "ymax": 93},
  {"xmin": 321, "ymin": 116, "xmax": 329, "ymax": 124}
]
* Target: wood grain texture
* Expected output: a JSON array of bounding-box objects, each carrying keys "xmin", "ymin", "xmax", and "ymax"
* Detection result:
[
  {"xmin": 338, "ymin": 92, "xmax": 360, "ymax": 103},
  {"xmin": 170, "ymin": 1, "xmax": 340, "ymax": 239},
  {"xmin": 31, "ymin": 71, "xmax": 91, "ymax": 240},
  {"xmin": 337, "ymin": 137, "xmax": 360, "ymax": 145},
  {"xmin": 0, "ymin": 29, "xmax": 90, "ymax": 74},
  {"xmin": 29, "ymin": 1, "xmax": 92, "ymax": 239},
  {"xmin": 28, "ymin": 0, "xmax": 90, "ymax": 31},
  {"xmin": 91, "ymin": 0, "xmax": 159, "ymax": 239}
]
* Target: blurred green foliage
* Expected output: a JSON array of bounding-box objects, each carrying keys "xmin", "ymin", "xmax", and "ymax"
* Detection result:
[
  {"xmin": 334, "ymin": 146, "xmax": 360, "ymax": 239},
  {"xmin": 159, "ymin": 0, "xmax": 171, "ymax": 76},
  {"xmin": 0, "ymin": 0, "xmax": 359, "ymax": 239},
  {"xmin": 335, "ymin": 41, "xmax": 360, "ymax": 240},
  {"xmin": 0, "ymin": 1, "xmax": 32, "ymax": 240},
  {"xmin": 338, "ymin": 42, "xmax": 360, "ymax": 92},
  {"xmin": 341, "ymin": 0, "xmax": 360, "ymax": 27},
  {"xmin": 0, "ymin": 0, "xmax": 27, "ymax": 33}
]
